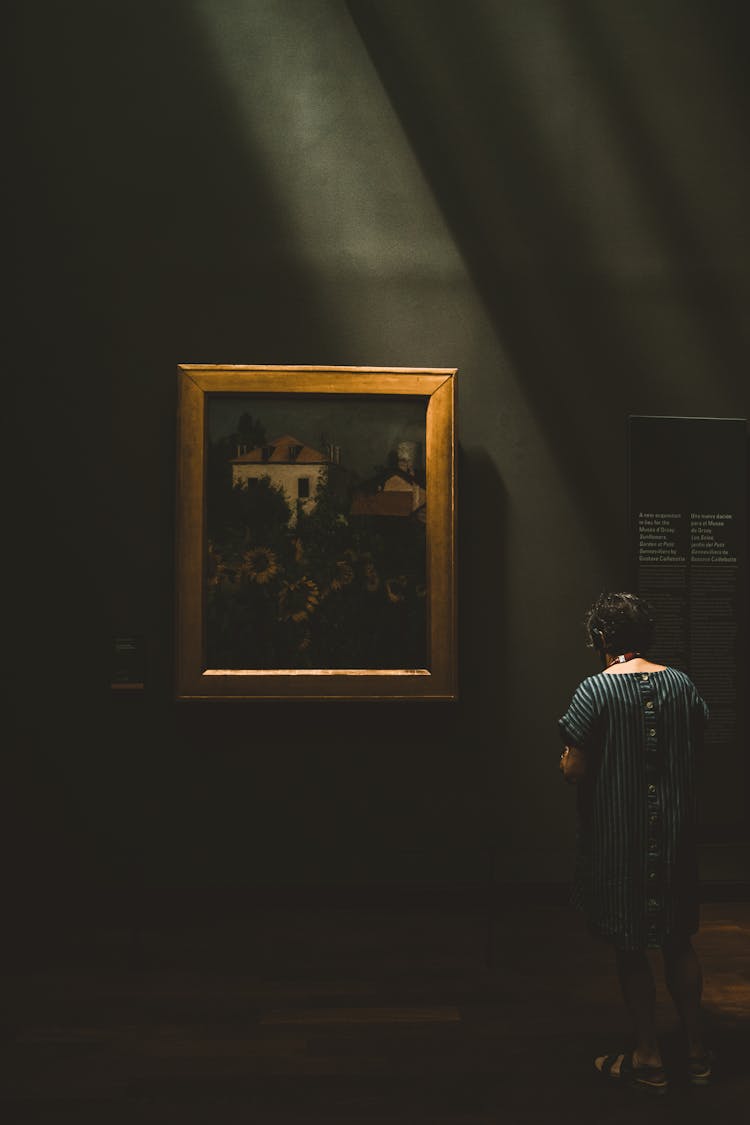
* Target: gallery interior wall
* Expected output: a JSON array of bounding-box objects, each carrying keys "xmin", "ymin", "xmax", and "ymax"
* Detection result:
[{"xmin": 13, "ymin": 0, "xmax": 750, "ymax": 906}]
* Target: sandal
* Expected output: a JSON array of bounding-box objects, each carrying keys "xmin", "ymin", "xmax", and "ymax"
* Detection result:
[
  {"xmin": 688, "ymin": 1050, "xmax": 714, "ymax": 1086},
  {"xmin": 595, "ymin": 1051, "xmax": 669, "ymax": 1096}
]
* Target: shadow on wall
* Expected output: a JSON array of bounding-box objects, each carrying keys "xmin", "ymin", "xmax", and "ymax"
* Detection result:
[
  {"xmin": 455, "ymin": 445, "xmax": 513, "ymax": 860},
  {"xmin": 457, "ymin": 445, "xmax": 509, "ymax": 711}
]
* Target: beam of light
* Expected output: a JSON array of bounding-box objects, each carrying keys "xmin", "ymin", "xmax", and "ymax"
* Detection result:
[
  {"xmin": 188, "ymin": 0, "xmax": 609, "ymax": 583},
  {"xmin": 190, "ymin": 0, "xmax": 462, "ymax": 281}
]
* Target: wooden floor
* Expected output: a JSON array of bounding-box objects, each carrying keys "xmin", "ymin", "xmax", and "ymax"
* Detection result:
[{"xmin": 3, "ymin": 897, "xmax": 749, "ymax": 1123}]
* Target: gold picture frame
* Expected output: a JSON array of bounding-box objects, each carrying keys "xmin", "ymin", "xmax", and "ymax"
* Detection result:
[{"xmin": 175, "ymin": 365, "xmax": 457, "ymax": 701}]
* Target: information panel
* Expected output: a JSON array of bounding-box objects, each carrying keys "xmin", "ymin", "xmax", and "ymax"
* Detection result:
[{"xmin": 629, "ymin": 417, "xmax": 748, "ymax": 834}]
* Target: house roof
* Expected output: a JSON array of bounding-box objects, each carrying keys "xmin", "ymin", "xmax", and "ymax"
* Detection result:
[
  {"xmin": 382, "ymin": 473, "xmax": 414, "ymax": 492},
  {"xmin": 230, "ymin": 434, "xmax": 327, "ymax": 464},
  {"xmin": 350, "ymin": 491, "xmax": 414, "ymax": 517}
]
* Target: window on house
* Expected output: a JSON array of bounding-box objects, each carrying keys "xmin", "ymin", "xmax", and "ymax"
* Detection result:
[
  {"xmin": 289, "ymin": 444, "xmax": 303, "ymax": 461},
  {"xmin": 298, "ymin": 477, "xmax": 310, "ymax": 498}
]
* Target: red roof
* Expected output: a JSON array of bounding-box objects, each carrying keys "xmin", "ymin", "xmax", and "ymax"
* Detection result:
[
  {"xmin": 350, "ymin": 491, "xmax": 414, "ymax": 517},
  {"xmin": 230, "ymin": 434, "xmax": 327, "ymax": 464}
]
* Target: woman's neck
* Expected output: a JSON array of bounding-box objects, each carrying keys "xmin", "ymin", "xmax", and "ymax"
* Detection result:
[{"xmin": 602, "ymin": 654, "xmax": 666, "ymax": 674}]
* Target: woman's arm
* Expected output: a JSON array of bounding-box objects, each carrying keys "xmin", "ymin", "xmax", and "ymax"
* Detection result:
[
  {"xmin": 559, "ymin": 679, "xmax": 604, "ymax": 784},
  {"xmin": 560, "ymin": 745, "xmax": 587, "ymax": 784}
]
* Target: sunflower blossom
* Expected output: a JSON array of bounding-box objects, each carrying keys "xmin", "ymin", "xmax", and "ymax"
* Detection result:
[
  {"xmin": 278, "ymin": 577, "xmax": 320, "ymax": 623},
  {"xmin": 330, "ymin": 560, "xmax": 355, "ymax": 591},
  {"xmin": 240, "ymin": 547, "xmax": 280, "ymax": 584}
]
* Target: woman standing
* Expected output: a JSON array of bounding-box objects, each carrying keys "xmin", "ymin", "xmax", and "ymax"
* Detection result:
[{"xmin": 559, "ymin": 592, "xmax": 711, "ymax": 1095}]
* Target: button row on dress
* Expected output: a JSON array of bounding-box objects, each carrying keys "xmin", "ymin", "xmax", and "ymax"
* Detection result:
[{"xmin": 642, "ymin": 679, "xmax": 662, "ymax": 940}]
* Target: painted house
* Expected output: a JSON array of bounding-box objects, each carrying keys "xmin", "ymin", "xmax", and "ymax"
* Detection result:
[
  {"xmin": 350, "ymin": 441, "xmax": 426, "ymax": 520},
  {"xmin": 230, "ymin": 434, "xmax": 336, "ymax": 524}
]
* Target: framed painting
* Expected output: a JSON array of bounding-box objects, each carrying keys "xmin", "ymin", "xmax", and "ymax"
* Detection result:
[{"xmin": 175, "ymin": 365, "xmax": 457, "ymax": 700}]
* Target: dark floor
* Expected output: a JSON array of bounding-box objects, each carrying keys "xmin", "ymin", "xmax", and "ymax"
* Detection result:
[{"xmin": 3, "ymin": 896, "xmax": 749, "ymax": 1124}]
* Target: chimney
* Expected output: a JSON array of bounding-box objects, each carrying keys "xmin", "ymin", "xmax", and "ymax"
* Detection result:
[{"xmin": 396, "ymin": 440, "xmax": 418, "ymax": 475}]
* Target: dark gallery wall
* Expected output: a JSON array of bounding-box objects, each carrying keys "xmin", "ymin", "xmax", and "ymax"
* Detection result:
[{"xmin": 12, "ymin": 0, "xmax": 750, "ymax": 910}]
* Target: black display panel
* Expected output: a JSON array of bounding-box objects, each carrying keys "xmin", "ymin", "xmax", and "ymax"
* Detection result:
[{"xmin": 629, "ymin": 416, "xmax": 748, "ymax": 836}]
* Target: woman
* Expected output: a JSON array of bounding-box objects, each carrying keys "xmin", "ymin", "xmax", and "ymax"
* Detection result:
[{"xmin": 559, "ymin": 592, "xmax": 711, "ymax": 1095}]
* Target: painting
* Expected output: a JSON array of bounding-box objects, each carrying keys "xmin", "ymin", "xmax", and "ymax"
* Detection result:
[{"xmin": 175, "ymin": 366, "xmax": 457, "ymax": 700}]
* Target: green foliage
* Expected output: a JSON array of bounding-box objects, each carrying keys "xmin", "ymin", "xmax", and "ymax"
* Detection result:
[
  {"xmin": 205, "ymin": 416, "xmax": 267, "ymax": 522},
  {"xmin": 207, "ymin": 470, "xmax": 290, "ymax": 549}
]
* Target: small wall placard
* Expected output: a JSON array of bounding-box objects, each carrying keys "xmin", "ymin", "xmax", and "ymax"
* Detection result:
[{"xmin": 111, "ymin": 635, "xmax": 146, "ymax": 691}]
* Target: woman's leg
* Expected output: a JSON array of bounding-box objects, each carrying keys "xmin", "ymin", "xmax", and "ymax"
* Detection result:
[
  {"xmin": 614, "ymin": 948, "xmax": 662, "ymax": 1067},
  {"xmin": 662, "ymin": 937, "xmax": 706, "ymax": 1058},
  {"xmin": 596, "ymin": 948, "xmax": 664, "ymax": 1075}
]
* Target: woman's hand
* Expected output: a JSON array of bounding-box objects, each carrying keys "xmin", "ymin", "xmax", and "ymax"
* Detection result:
[{"xmin": 560, "ymin": 745, "xmax": 586, "ymax": 784}]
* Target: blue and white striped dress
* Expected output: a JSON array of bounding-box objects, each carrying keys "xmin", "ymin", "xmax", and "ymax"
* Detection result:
[{"xmin": 559, "ymin": 668, "xmax": 708, "ymax": 950}]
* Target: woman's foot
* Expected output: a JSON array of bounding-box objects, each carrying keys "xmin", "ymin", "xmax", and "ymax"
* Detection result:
[
  {"xmin": 688, "ymin": 1049, "xmax": 714, "ymax": 1085},
  {"xmin": 595, "ymin": 1051, "xmax": 668, "ymax": 1094}
]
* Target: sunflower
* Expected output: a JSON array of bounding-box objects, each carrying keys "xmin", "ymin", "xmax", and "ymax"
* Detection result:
[
  {"xmin": 385, "ymin": 575, "xmax": 408, "ymax": 604},
  {"xmin": 278, "ymin": 577, "xmax": 320, "ymax": 623},
  {"xmin": 329, "ymin": 559, "xmax": 355, "ymax": 591},
  {"xmin": 240, "ymin": 547, "xmax": 279, "ymax": 584}
]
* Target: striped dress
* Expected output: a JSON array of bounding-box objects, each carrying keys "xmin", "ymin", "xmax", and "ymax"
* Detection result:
[{"xmin": 559, "ymin": 668, "xmax": 708, "ymax": 950}]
